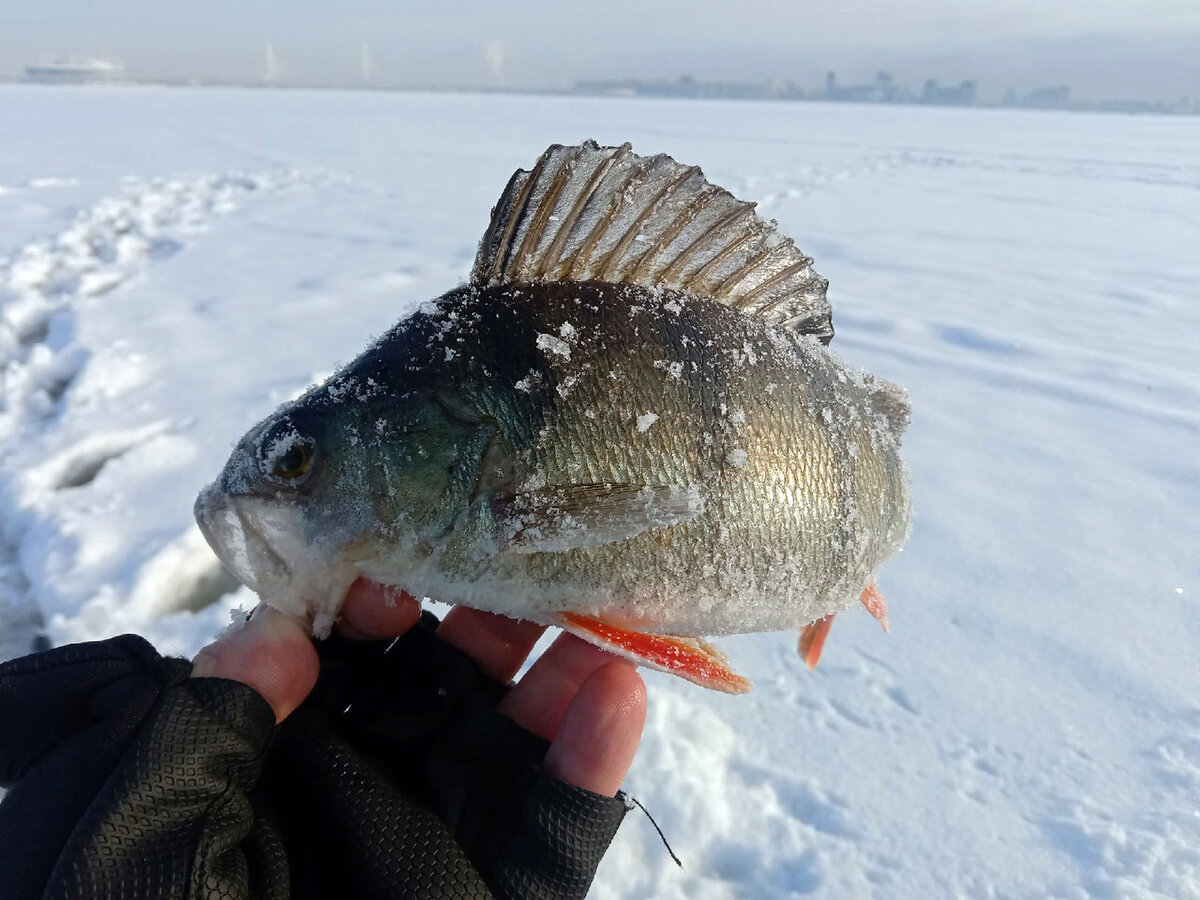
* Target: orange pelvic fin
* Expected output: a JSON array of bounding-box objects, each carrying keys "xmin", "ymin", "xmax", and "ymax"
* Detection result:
[
  {"xmin": 798, "ymin": 614, "xmax": 835, "ymax": 670},
  {"xmin": 558, "ymin": 612, "xmax": 752, "ymax": 694},
  {"xmin": 860, "ymin": 584, "xmax": 890, "ymax": 633}
]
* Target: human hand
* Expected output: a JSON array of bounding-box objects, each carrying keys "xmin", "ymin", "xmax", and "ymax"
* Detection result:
[{"xmin": 191, "ymin": 580, "xmax": 647, "ymax": 796}]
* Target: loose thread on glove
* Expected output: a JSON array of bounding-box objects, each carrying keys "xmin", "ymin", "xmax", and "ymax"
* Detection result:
[{"xmin": 627, "ymin": 794, "xmax": 683, "ymax": 869}]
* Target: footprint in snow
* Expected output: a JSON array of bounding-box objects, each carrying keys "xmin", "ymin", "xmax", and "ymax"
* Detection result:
[{"xmin": 34, "ymin": 422, "xmax": 173, "ymax": 491}]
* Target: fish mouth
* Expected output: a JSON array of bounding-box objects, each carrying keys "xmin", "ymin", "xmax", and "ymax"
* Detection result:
[
  {"xmin": 194, "ymin": 483, "xmax": 295, "ymax": 598},
  {"xmin": 194, "ymin": 483, "xmax": 369, "ymax": 625}
]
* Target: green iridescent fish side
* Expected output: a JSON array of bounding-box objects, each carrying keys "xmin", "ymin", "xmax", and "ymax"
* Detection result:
[{"xmin": 282, "ymin": 280, "xmax": 909, "ymax": 636}]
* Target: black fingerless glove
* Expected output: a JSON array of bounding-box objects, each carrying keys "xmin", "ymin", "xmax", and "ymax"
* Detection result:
[{"xmin": 0, "ymin": 613, "xmax": 628, "ymax": 900}]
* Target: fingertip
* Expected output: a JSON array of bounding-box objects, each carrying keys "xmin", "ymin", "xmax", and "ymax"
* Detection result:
[
  {"xmin": 192, "ymin": 606, "xmax": 319, "ymax": 723},
  {"xmin": 543, "ymin": 661, "xmax": 646, "ymax": 797},
  {"xmin": 337, "ymin": 578, "xmax": 422, "ymax": 639},
  {"xmin": 437, "ymin": 607, "xmax": 546, "ymax": 683}
]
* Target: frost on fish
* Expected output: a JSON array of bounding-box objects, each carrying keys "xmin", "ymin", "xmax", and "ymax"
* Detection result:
[
  {"xmin": 636, "ymin": 412, "xmax": 659, "ymax": 432},
  {"xmin": 195, "ymin": 142, "xmax": 911, "ymax": 691}
]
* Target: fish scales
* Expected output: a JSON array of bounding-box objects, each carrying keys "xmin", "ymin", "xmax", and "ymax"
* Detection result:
[{"xmin": 313, "ymin": 280, "xmax": 904, "ymax": 636}]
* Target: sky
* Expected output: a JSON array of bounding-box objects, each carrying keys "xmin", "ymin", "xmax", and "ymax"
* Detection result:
[{"xmin": 2, "ymin": 0, "xmax": 1199, "ymax": 101}]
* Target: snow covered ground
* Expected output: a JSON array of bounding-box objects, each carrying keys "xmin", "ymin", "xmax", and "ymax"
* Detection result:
[{"xmin": 1, "ymin": 84, "xmax": 1197, "ymax": 898}]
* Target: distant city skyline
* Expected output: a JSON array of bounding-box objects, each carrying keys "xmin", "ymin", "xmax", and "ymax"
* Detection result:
[
  {"xmin": 567, "ymin": 71, "xmax": 1195, "ymax": 115},
  {"xmin": 1, "ymin": 1, "xmax": 1198, "ymax": 102}
]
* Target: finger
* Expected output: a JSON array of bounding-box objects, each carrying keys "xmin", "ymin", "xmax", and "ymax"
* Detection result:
[
  {"xmin": 544, "ymin": 662, "xmax": 646, "ymax": 796},
  {"xmin": 337, "ymin": 578, "xmax": 422, "ymax": 640},
  {"xmin": 436, "ymin": 607, "xmax": 546, "ymax": 683},
  {"xmin": 191, "ymin": 605, "xmax": 318, "ymax": 723},
  {"xmin": 499, "ymin": 632, "xmax": 622, "ymax": 741}
]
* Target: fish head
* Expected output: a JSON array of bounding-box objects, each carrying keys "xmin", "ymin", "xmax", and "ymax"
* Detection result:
[{"xmin": 194, "ymin": 376, "xmax": 484, "ymax": 627}]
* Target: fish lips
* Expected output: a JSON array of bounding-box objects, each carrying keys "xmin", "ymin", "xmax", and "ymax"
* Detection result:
[{"xmin": 194, "ymin": 483, "xmax": 296, "ymax": 600}]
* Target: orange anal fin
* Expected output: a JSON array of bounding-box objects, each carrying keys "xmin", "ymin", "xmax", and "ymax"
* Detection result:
[
  {"xmin": 558, "ymin": 612, "xmax": 752, "ymax": 694},
  {"xmin": 798, "ymin": 615, "xmax": 835, "ymax": 670},
  {"xmin": 860, "ymin": 584, "xmax": 890, "ymax": 633}
]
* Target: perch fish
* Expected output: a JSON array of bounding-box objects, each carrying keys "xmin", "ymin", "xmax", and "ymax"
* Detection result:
[{"xmin": 195, "ymin": 141, "xmax": 911, "ymax": 692}]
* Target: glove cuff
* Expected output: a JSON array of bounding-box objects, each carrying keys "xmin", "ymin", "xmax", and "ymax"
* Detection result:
[{"xmin": 491, "ymin": 773, "xmax": 628, "ymax": 900}]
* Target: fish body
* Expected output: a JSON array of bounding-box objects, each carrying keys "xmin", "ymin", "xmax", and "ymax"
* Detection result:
[{"xmin": 196, "ymin": 142, "xmax": 911, "ymax": 690}]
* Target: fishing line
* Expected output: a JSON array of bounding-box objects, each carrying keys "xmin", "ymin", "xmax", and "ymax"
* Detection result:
[{"xmin": 626, "ymin": 794, "xmax": 683, "ymax": 868}]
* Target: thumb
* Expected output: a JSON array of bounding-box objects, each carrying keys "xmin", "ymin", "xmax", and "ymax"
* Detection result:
[{"xmin": 191, "ymin": 606, "xmax": 319, "ymax": 723}]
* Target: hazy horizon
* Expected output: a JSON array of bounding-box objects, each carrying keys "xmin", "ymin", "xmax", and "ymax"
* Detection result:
[{"xmin": 2, "ymin": 1, "xmax": 1198, "ymax": 102}]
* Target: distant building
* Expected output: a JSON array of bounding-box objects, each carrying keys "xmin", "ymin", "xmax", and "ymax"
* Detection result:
[
  {"xmin": 573, "ymin": 75, "xmax": 778, "ymax": 101},
  {"xmin": 24, "ymin": 58, "xmax": 124, "ymax": 85},
  {"xmin": 920, "ymin": 79, "xmax": 977, "ymax": 106},
  {"xmin": 822, "ymin": 71, "xmax": 913, "ymax": 104},
  {"xmin": 1003, "ymin": 85, "xmax": 1070, "ymax": 110},
  {"xmin": 824, "ymin": 71, "xmax": 880, "ymax": 102},
  {"xmin": 766, "ymin": 78, "xmax": 804, "ymax": 100}
]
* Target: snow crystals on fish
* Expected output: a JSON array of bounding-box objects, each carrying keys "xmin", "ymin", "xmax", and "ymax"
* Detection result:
[
  {"xmin": 636, "ymin": 412, "xmax": 660, "ymax": 432},
  {"xmin": 653, "ymin": 359, "xmax": 685, "ymax": 380},
  {"xmin": 535, "ymin": 332, "xmax": 572, "ymax": 359}
]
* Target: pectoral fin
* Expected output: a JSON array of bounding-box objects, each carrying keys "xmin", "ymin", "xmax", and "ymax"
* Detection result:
[
  {"xmin": 557, "ymin": 612, "xmax": 752, "ymax": 693},
  {"xmin": 495, "ymin": 483, "xmax": 704, "ymax": 553}
]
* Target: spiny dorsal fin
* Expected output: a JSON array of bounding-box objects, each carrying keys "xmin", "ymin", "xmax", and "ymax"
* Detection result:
[{"xmin": 471, "ymin": 141, "xmax": 834, "ymax": 343}]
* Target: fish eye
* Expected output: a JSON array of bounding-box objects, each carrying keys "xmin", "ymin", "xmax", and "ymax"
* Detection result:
[
  {"xmin": 273, "ymin": 441, "xmax": 313, "ymax": 480},
  {"xmin": 259, "ymin": 424, "xmax": 316, "ymax": 484}
]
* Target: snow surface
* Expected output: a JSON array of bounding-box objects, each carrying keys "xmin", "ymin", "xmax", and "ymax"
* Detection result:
[{"xmin": 2, "ymin": 84, "xmax": 1198, "ymax": 898}]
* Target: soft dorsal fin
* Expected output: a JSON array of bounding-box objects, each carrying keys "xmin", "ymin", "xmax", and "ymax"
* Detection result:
[
  {"xmin": 864, "ymin": 374, "xmax": 911, "ymax": 436},
  {"xmin": 471, "ymin": 141, "xmax": 834, "ymax": 343}
]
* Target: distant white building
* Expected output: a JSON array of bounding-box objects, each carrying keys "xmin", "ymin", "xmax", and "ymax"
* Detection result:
[{"xmin": 24, "ymin": 58, "xmax": 124, "ymax": 85}]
